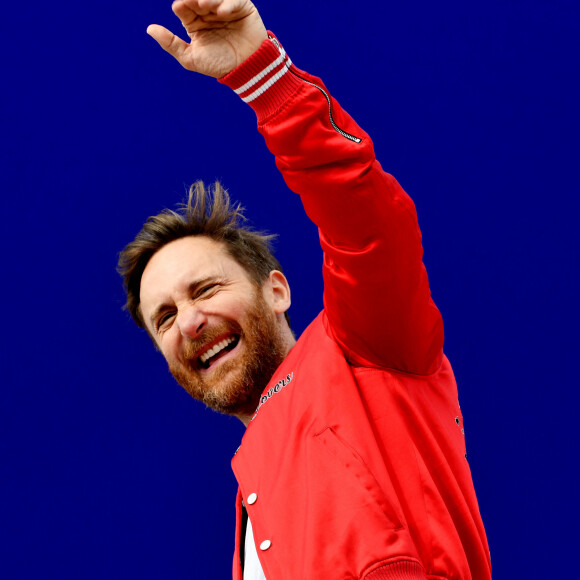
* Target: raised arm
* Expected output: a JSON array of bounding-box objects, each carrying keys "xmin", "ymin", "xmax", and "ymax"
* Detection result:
[{"xmin": 149, "ymin": 0, "xmax": 444, "ymax": 375}]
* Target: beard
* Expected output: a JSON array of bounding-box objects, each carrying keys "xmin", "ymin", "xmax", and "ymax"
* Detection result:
[{"xmin": 168, "ymin": 290, "xmax": 288, "ymax": 418}]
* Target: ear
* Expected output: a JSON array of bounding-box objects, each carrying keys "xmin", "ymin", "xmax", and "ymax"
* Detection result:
[{"xmin": 262, "ymin": 270, "xmax": 291, "ymax": 315}]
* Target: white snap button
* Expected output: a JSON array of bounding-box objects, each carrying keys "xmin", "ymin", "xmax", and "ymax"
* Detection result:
[
  {"xmin": 260, "ymin": 540, "xmax": 271, "ymax": 551},
  {"xmin": 247, "ymin": 493, "xmax": 258, "ymax": 505}
]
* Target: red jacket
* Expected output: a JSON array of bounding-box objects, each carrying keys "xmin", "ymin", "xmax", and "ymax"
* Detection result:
[{"xmin": 220, "ymin": 34, "xmax": 491, "ymax": 580}]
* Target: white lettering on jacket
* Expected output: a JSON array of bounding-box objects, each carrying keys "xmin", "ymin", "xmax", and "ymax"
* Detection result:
[{"xmin": 251, "ymin": 372, "xmax": 294, "ymax": 421}]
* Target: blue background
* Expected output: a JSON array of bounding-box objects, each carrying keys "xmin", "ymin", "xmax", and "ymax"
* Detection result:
[{"xmin": 2, "ymin": 0, "xmax": 578, "ymax": 577}]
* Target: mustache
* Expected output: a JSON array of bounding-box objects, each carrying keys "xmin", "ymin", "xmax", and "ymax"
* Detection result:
[{"xmin": 181, "ymin": 321, "xmax": 242, "ymax": 361}]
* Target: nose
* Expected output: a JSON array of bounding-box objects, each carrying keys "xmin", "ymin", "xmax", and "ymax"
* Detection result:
[{"xmin": 176, "ymin": 304, "xmax": 208, "ymax": 340}]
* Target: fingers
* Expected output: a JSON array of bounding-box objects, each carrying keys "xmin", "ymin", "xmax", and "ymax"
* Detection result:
[
  {"xmin": 146, "ymin": 24, "xmax": 190, "ymax": 62},
  {"xmin": 173, "ymin": 0, "xmax": 219, "ymax": 18},
  {"xmin": 171, "ymin": 0, "xmax": 251, "ymax": 35},
  {"xmin": 173, "ymin": 0, "xmax": 249, "ymax": 22}
]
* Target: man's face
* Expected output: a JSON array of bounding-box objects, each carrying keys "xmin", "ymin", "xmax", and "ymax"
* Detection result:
[{"xmin": 139, "ymin": 236, "xmax": 289, "ymax": 419}]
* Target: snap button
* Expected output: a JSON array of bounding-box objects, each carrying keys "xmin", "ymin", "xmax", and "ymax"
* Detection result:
[
  {"xmin": 260, "ymin": 540, "xmax": 271, "ymax": 551},
  {"xmin": 247, "ymin": 493, "xmax": 258, "ymax": 505}
]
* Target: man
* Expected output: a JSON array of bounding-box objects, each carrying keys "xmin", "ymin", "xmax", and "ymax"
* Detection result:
[{"xmin": 118, "ymin": 0, "xmax": 492, "ymax": 578}]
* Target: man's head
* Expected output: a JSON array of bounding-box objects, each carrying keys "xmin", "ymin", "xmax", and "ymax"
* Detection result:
[{"xmin": 117, "ymin": 182, "xmax": 295, "ymax": 423}]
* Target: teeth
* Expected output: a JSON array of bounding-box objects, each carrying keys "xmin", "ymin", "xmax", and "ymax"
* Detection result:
[{"xmin": 199, "ymin": 336, "xmax": 236, "ymax": 364}]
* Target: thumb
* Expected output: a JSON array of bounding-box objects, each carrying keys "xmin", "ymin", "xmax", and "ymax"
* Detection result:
[{"xmin": 146, "ymin": 24, "xmax": 189, "ymax": 63}]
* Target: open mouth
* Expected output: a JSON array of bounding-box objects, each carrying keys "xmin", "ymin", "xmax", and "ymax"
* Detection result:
[{"xmin": 198, "ymin": 335, "xmax": 240, "ymax": 370}]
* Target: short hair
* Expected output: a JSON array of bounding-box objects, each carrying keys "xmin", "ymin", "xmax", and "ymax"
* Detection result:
[{"xmin": 117, "ymin": 181, "xmax": 288, "ymax": 328}]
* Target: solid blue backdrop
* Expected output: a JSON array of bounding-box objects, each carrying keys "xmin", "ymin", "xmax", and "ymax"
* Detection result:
[{"xmin": 1, "ymin": 0, "xmax": 578, "ymax": 578}]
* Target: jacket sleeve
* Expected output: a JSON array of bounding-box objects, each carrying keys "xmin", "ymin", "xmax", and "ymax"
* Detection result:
[{"xmin": 220, "ymin": 34, "xmax": 444, "ymax": 375}]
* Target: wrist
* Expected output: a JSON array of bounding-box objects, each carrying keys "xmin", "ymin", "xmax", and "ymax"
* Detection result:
[{"xmin": 219, "ymin": 32, "xmax": 304, "ymax": 120}]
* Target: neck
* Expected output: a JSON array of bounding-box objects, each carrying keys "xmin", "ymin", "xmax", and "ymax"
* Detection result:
[{"xmin": 237, "ymin": 325, "xmax": 296, "ymax": 428}]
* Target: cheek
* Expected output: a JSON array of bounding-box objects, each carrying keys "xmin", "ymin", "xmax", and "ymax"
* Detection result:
[
  {"xmin": 211, "ymin": 295, "xmax": 253, "ymax": 320},
  {"xmin": 159, "ymin": 333, "xmax": 181, "ymax": 364}
]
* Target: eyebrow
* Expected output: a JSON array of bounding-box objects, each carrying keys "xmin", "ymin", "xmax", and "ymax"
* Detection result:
[{"xmin": 148, "ymin": 276, "xmax": 219, "ymax": 330}]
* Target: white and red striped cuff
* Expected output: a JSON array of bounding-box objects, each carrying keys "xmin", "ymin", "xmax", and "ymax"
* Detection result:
[
  {"xmin": 219, "ymin": 33, "xmax": 305, "ymax": 121},
  {"xmin": 233, "ymin": 38, "xmax": 292, "ymax": 103}
]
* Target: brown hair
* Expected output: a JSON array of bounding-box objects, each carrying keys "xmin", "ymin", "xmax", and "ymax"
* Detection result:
[{"xmin": 117, "ymin": 181, "xmax": 288, "ymax": 328}]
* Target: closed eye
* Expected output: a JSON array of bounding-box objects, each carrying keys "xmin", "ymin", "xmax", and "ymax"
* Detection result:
[
  {"xmin": 157, "ymin": 311, "xmax": 176, "ymax": 331},
  {"xmin": 197, "ymin": 284, "xmax": 219, "ymax": 297}
]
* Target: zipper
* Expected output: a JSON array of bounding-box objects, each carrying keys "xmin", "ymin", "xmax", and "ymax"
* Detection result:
[{"xmin": 269, "ymin": 37, "xmax": 362, "ymax": 144}]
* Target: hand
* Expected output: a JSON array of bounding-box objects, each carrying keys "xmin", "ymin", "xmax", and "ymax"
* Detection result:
[{"xmin": 147, "ymin": 0, "xmax": 268, "ymax": 78}]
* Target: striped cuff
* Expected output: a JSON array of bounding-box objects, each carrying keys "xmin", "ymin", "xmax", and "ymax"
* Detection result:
[{"xmin": 218, "ymin": 32, "xmax": 305, "ymax": 121}]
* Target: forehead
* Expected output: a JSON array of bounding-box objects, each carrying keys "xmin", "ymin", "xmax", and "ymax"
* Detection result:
[{"xmin": 139, "ymin": 236, "xmax": 249, "ymax": 307}]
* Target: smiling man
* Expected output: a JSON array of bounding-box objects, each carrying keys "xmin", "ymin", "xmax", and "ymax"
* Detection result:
[
  {"xmin": 118, "ymin": 0, "xmax": 491, "ymax": 578},
  {"xmin": 133, "ymin": 212, "xmax": 296, "ymax": 421}
]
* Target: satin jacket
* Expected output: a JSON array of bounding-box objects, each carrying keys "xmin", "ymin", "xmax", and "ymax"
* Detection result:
[{"xmin": 219, "ymin": 34, "xmax": 491, "ymax": 580}]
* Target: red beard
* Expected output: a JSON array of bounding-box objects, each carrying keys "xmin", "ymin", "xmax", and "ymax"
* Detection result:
[{"xmin": 168, "ymin": 289, "xmax": 287, "ymax": 417}]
